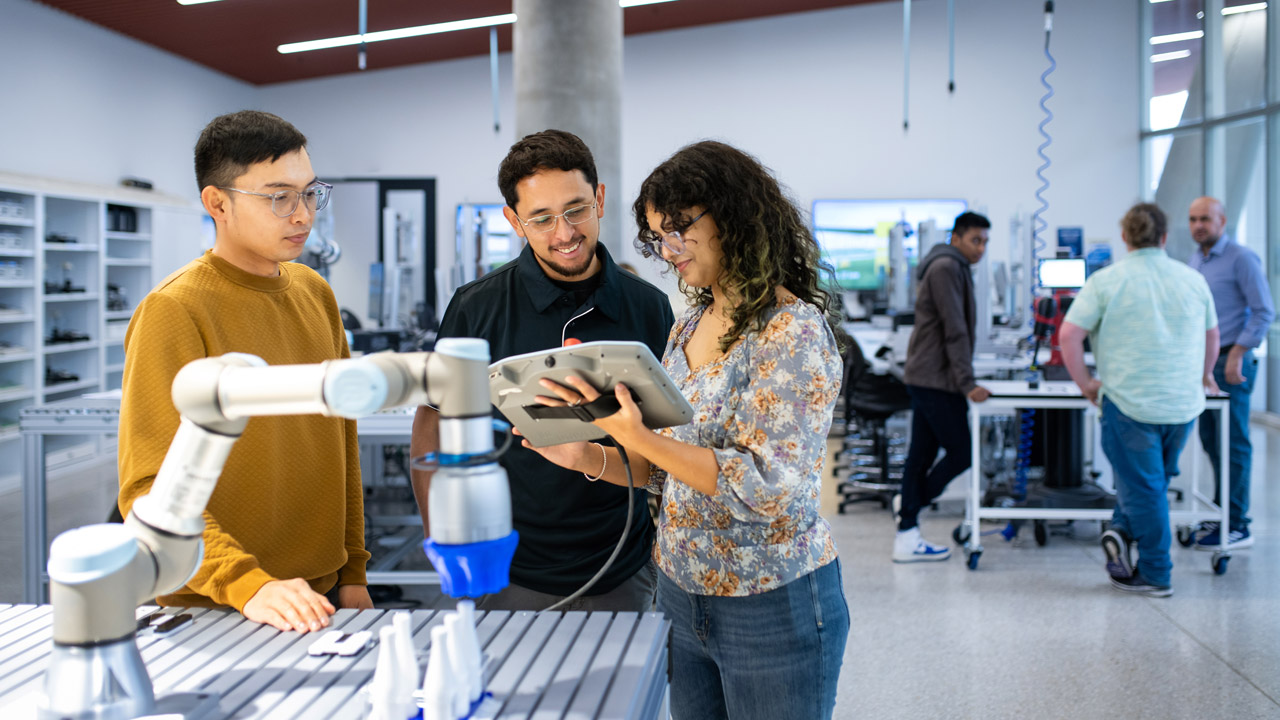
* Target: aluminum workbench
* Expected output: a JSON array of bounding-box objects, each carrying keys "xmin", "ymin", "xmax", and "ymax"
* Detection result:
[
  {"xmin": 960, "ymin": 380, "xmax": 1232, "ymax": 573},
  {"xmin": 0, "ymin": 605, "xmax": 669, "ymax": 719},
  {"xmin": 20, "ymin": 396, "xmax": 122, "ymax": 604},
  {"xmin": 21, "ymin": 397, "xmax": 431, "ymax": 603}
]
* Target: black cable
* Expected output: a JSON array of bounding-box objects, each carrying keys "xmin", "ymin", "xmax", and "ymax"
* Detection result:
[
  {"xmin": 1044, "ymin": 1, "xmax": 1054, "ymax": 48},
  {"xmin": 540, "ymin": 440, "xmax": 636, "ymax": 613}
]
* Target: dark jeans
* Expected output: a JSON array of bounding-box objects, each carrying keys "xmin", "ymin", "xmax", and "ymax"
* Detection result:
[
  {"xmin": 899, "ymin": 385, "xmax": 972, "ymax": 531},
  {"xmin": 1101, "ymin": 398, "xmax": 1194, "ymax": 587},
  {"xmin": 658, "ymin": 559, "xmax": 850, "ymax": 720},
  {"xmin": 1197, "ymin": 349, "xmax": 1258, "ymax": 532}
]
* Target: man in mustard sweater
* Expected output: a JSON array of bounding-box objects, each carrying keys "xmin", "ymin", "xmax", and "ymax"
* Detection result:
[{"xmin": 118, "ymin": 110, "xmax": 372, "ymax": 633}]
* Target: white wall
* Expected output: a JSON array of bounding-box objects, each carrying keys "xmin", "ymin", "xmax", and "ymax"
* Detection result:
[
  {"xmin": 255, "ymin": 56, "xmax": 519, "ymax": 313},
  {"xmin": 267, "ymin": 0, "xmax": 1138, "ymax": 306},
  {"xmin": 617, "ymin": 0, "xmax": 1139, "ymax": 269},
  {"xmin": 0, "ymin": 0, "xmax": 254, "ymax": 207},
  {"xmin": 1, "ymin": 0, "xmax": 1139, "ymax": 307},
  {"xmin": 327, "ymin": 182, "xmax": 382, "ymax": 328}
]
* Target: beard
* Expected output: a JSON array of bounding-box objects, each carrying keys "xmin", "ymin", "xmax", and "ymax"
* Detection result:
[{"xmin": 537, "ymin": 233, "xmax": 597, "ymax": 279}]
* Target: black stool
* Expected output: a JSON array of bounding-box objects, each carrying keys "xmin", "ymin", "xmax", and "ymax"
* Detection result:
[{"xmin": 830, "ymin": 332, "xmax": 912, "ymax": 513}]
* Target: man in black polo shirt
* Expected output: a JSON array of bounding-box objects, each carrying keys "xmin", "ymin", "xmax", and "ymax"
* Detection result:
[{"xmin": 411, "ymin": 130, "xmax": 674, "ymax": 611}]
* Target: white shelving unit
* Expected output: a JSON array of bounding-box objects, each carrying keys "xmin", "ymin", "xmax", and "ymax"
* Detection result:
[{"xmin": 0, "ymin": 175, "xmax": 195, "ymax": 492}]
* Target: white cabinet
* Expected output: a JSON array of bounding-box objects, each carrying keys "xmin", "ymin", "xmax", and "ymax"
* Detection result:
[
  {"xmin": 43, "ymin": 194, "xmax": 104, "ymax": 403},
  {"xmin": 0, "ymin": 175, "xmax": 197, "ymax": 490},
  {"xmin": 103, "ymin": 203, "xmax": 154, "ymax": 392},
  {"xmin": 0, "ymin": 189, "xmax": 38, "ymax": 450}
]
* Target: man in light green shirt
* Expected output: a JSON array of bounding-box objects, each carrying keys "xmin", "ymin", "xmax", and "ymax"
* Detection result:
[{"xmin": 1060, "ymin": 203, "xmax": 1218, "ymax": 598}]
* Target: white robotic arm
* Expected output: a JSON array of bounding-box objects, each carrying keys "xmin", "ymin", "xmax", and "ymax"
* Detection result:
[{"xmin": 38, "ymin": 339, "xmax": 513, "ymax": 720}]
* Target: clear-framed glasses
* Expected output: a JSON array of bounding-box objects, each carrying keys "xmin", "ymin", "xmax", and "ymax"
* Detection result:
[
  {"xmin": 218, "ymin": 181, "xmax": 333, "ymax": 218},
  {"xmin": 638, "ymin": 210, "xmax": 707, "ymax": 256},
  {"xmin": 515, "ymin": 202, "xmax": 597, "ymax": 235}
]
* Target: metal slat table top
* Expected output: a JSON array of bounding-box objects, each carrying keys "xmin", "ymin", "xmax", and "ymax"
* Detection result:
[{"xmin": 0, "ymin": 606, "xmax": 669, "ymax": 719}]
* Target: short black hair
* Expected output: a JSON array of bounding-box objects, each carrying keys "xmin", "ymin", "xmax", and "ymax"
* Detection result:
[
  {"xmin": 952, "ymin": 211, "xmax": 991, "ymax": 238},
  {"xmin": 497, "ymin": 129, "xmax": 598, "ymax": 210},
  {"xmin": 194, "ymin": 110, "xmax": 308, "ymax": 193}
]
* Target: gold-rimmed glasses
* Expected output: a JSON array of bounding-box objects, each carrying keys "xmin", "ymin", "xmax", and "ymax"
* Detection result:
[{"xmin": 515, "ymin": 202, "xmax": 598, "ymax": 235}]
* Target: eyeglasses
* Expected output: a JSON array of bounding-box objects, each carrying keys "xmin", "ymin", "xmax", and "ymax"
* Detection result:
[
  {"xmin": 219, "ymin": 181, "xmax": 333, "ymax": 218},
  {"xmin": 638, "ymin": 210, "xmax": 707, "ymax": 256},
  {"xmin": 515, "ymin": 202, "xmax": 597, "ymax": 235}
]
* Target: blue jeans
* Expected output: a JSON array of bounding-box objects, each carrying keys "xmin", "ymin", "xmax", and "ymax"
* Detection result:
[
  {"xmin": 1197, "ymin": 349, "xmax": 1258, "ymax": 532},
  {"xmin": 900, "ymin": 385, "xmax": 972, "ymax": 531},
  {"xmin": 1101, "ymin": 398, "xmax": 1194, "ymax": 587},
  {"xmin": 657, "ymin": 559, "xmax": 850, "ymax": 720}
]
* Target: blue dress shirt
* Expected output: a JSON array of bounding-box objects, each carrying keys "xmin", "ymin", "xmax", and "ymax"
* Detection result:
[{"xmin": 1188, "ymin": 234, "xmax": 1274, "ymax": 349}]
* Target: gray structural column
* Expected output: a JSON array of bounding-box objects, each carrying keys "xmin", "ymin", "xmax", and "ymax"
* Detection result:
[{"xmin": 514, "ymin": 0, "xmax": 624, "ymax": 258}]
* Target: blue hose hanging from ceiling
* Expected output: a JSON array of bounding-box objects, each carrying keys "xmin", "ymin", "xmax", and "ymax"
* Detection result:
[
  {"xmin": 1007, "ymin": 2, "xmax": 1056, "ymax": 541},
  {"xmin": 1031, "ymin": 1, "xmax": 1055, "ymax": 285}
]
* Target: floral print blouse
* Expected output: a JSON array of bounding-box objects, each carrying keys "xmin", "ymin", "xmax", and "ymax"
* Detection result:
[{"xmin": 645, "ymin": 292, "xmax": 842, "ymax": 597}]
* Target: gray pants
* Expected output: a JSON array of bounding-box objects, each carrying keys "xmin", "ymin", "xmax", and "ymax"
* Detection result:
[{"xmin": 476, "ymin": 561, "xmax": 657, "ymax": 613}]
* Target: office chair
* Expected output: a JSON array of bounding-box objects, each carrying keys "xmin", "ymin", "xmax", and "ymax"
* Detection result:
[{"xmin": 833, "ymin": 334, "xmax": 913, "ymax": 513}]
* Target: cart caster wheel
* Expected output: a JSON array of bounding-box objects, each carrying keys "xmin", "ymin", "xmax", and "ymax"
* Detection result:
[
  {"xmin": 953, "ymin": 524, "xmax": 971, "ymax": 545},
  {"xmin": 1212, "ymin": 553, "xmax": 1230, "ymax": 576},
  {"xmin": 967, "ymin": 551, "xmax": 981, "ymax": 571},
  {"xmin": 1176, "ymin": 526, "xmax": 1194, "ymax": 547},
  {"xmin": 1034, "ymin": 520, "xmax": 1048, "ymax": 546}
]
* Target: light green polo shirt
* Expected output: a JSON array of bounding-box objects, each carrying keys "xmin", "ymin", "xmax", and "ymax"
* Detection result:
[{"xmin": 1064, "ymin": 247, "xmax": 1217, "ymax": 425}]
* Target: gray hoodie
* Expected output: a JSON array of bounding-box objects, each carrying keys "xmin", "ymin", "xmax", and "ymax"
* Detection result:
[{"xmin": 902, "ymin": 244, "xmax": 976, "ymax": 394}]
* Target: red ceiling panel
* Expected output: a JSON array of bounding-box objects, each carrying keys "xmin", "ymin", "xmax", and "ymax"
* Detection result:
[{"xmin": 34, "ymin": 0, "xmax": 877, "ymax": 85}]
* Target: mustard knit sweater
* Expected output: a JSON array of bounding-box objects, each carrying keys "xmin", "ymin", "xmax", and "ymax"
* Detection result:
[{"xmin": 118, "ymin": 251, "xmax": 369, "ymax": 610}]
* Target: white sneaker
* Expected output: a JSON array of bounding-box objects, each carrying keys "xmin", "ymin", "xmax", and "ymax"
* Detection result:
[{"xmin": 893, "ymin": 527, "xmax": 952, "ymax": 563}]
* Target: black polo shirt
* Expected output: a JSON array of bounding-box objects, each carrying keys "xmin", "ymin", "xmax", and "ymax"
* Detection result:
[{"xmin": 437, "ymin": 242, "xmax": 676, "ymax": 596}]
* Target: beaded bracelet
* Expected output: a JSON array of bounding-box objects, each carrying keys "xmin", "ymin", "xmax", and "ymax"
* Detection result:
[{"xmin": 584, "ymin": 443, "xmax": 607, "ymax": 482}]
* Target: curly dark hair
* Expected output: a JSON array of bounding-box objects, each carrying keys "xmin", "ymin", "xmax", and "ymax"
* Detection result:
[{"xmin": 632, "ymin": 141, "xmax": 838, "ymax": 352}]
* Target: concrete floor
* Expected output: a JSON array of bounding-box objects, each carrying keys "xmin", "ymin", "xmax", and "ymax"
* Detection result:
[{"xmin": 1, "ymin": 426, "xmax": 1277, "ymax": 718}]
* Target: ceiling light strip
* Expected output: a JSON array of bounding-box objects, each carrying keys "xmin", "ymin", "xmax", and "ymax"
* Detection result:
[
  {"xmin": 276, "ymin": 0, "xmax": 680, "ymax": 55},
  {"xmin": 1149, "ymin": 30, "xmax": 1205, "ymax": 45},
  {"xmin": 279, "ymin": 13, "xmax": 517, "ymax": 54},
  {"xmin": 1150, "ymin": 49, "xmax": 1192, "ymax": 62},
  {"xmin": 1222, "ymin": 3, "xmax": 1267, "ymax": 15}
]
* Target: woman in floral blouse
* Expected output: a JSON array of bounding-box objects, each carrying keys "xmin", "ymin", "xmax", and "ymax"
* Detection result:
[{"xmin": 523, "ymin": 141, "xmax": 849, "ymax": 719}]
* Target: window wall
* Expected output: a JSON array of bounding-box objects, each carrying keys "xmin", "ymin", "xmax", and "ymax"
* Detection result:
[{"xmin": 1141, "ymin": 0, "xmax": 1279, "ymax": 410}]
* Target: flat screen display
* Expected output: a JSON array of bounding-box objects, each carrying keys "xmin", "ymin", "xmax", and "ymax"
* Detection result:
[
  {"xmin": 1038, "ymin": 258, "xmax": 1086, "ymax": 289},
  {"xmin": 812, "ymin": 199, "xmax": 968, "ymax": 290}
]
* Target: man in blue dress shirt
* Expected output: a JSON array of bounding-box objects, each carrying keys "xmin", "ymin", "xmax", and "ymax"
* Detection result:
[{"xmin": 1187, "ymin": 196, "xmax": 1274, "ymax": 551}]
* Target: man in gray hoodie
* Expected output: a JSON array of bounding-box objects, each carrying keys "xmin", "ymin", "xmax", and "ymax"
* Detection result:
[{"xmin": 893, "ymin": 211, "xmax": 991, "ymax": 562}]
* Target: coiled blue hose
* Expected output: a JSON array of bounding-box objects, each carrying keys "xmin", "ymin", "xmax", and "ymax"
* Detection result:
[
  {"xmin": 1031, "ymin": 7, "xmax": 1055, "ymax": 281},
  {"xmin": 1015, "ymin": 409, "xmax": 1035, "ymax": 500},
  {"xmin": 1008, "ymin": 4, "xmax": 1055, "ymax": 542}
]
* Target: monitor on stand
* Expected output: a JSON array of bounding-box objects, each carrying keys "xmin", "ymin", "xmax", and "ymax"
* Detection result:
[{"xmin": 1037, "ymin": 257, "xmax": 1086, "ymax": 290}]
